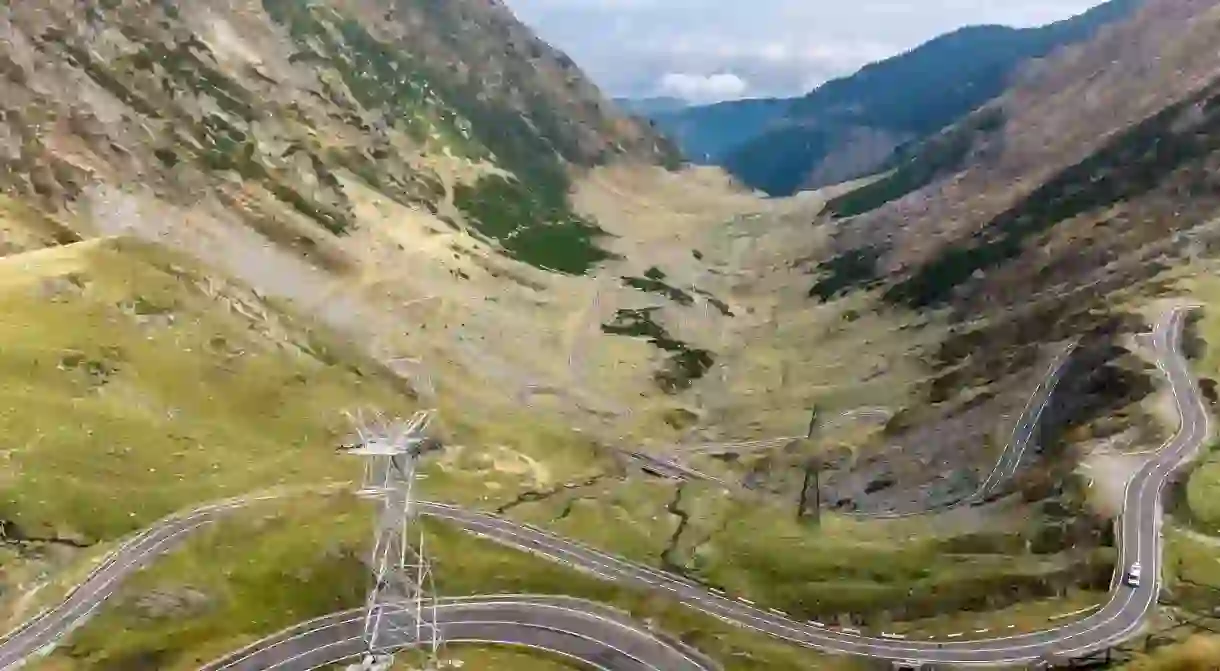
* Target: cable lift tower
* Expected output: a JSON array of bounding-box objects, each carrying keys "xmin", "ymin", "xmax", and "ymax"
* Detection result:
[{"xmin": 341, "ymin": 408, "xmax": 445, "ymax": 671}]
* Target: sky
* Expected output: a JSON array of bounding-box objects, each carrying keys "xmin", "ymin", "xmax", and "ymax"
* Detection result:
[{"xmin": 503, "ymin": 0, "xmax": 1104, "ymax": 104}]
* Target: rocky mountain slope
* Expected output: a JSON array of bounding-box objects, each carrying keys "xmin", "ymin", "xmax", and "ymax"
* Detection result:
[
  {"xmin": 0, "ymin": 0, "xmax": 678, "ymax": 250},
  {"xmin": 0, "ymin": 0, "xmax": 1164, "ymax": 507},
  {"xmin": 823, "ymin": 0, "xmax": 1220, "ymax": 312},
  {"xmin": 0, "ymin": 0, "xmax": 748, "ymax": 441},
  {"xmin": 2, "ymin": 0, "xmax": 1149, "ymax": 525},
  {"xmin": 0, "ymin": 1, "xmax": 1213, "ymax": 667},
  {"xmin": 783, "ymin": 0, "xmax": 1220, "ymax": 506},
  {"xmin": 0, "ymin": 1, "xmax": 1117, "ymax": 661},
  {"xmin": 640, "ymin": 0, "xmax": 1140, "ymax": 196}
]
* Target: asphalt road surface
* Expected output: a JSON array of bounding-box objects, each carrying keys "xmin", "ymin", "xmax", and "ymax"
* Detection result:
[
  {"xmin": 200, "ymin": 596, "xmax": 713, "ymax": 671},
  {"xmin": 0, "ymin": 308, "xmax": 1205, "ymax": 669},
  {"xmin": 0, "ymin": 487, "xmax": 345, "ymax": 671}
]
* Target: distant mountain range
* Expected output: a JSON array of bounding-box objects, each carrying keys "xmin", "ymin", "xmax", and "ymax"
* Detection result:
[
  {"xmin": 613, "ymin": 96, "xmax": 691, "ymax": 117},
  {"xmin": 622, "ymin": 0, "xmax": 1143, "ymax": 196},
  {"xmin": 632, "ymin": 98, "xmax": 791, "ymax": 166}
]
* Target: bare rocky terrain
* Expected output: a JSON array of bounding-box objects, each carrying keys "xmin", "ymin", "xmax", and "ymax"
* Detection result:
[
  {"xmin": 739, "ymin": 0, "xmax": 1220, "ymax": 513},
  {"xmin": 8, "ymin": 2, "xmax": 1220, "ymax": 668},
  {"xmin": 0, "ymin": 0, "xmax": 1200, "ymax": 528}
]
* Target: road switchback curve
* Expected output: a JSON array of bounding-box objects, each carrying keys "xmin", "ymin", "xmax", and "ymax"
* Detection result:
[{"xmin": 0, "ymin": 308, "xmax": 1205, "ymax": 669}]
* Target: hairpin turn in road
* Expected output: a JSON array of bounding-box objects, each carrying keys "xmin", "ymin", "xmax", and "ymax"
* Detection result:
[{"xmin": 0, "ymin": 307, "xmax": 1207, "ymax": 670}]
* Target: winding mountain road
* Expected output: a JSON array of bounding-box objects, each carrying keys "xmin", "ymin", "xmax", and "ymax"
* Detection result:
[
  {"xmin": 0, "ymin": 307, "xmax": 1206, "ymax": 670},
  {"xmin": 199, "ymin": 596, "xmax": 715, "ymax": 671}
]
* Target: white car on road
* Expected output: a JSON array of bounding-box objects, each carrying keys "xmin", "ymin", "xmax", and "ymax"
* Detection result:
[{"xmin": 1126, "ymin": 562, "xmax": 1142, "ymax": 588}]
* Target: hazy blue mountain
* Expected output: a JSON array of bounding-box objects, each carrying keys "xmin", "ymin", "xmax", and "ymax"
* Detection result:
[
  {"xmin": 613, "ymin": 96, "xmax": 691, "ymax": 117},
  {"xmin": 646, "ymin": 97, "xmax": 791, "ymax": 164}
]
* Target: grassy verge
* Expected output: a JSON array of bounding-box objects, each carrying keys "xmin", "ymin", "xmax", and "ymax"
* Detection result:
[
  {"xmin": 1185, "ymin": 458, "xmax": 1220, "ymax": 533},
  {"xmin": 0, "ymin": 195, "xmax": 81, "ymax": 256},
  {"xmin": 46, "ymin": 496, "xmax": 862, "ymax": 671},
  {"xmin": 497, "ymin": 476, "xmax": 1114, "ymax": 627},
  {"xmin": 1170, "ymin": 274, "xmax": 1220, "ymax": 531},
  {"xmin": 887, "ymin": 591, "xmax": 1107, "ymax": 640},
  {"xmin": 673, "ymin": 499, "xmax": 1112, "ymax": 626},
  {"xmin": 1119, "ymin": 635, "xmax": 1220, "ymax": 670},
  {"xmin": 0, "ymin": 239, "xmax": 408, "ymax": 541},
  {"xmin": 44, "ymin": 495, "xmax": 368, "ymax": 671},
  {"xmin": 1164, "ymin": 528, "xmax": 1220, "ymax": 614},
  {"xmin": 707, "ymin": 290, "xmax": 937, "ymax": 441},
  {"xmin": 0, "ymin": 237, "xmax": 605, "ymax": 625},
  {"xmin": 497, "ymin": 477, "xmax": 681, "ymax": 565}
]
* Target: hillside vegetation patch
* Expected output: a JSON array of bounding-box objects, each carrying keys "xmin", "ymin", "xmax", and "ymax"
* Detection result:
[
  {"xmin": 453, "ymin": 174, "xmax": 617, "ymax": 275},
  {"xmin": 601, "ymin": 307, "xmax": 715, "ymax": 393}
]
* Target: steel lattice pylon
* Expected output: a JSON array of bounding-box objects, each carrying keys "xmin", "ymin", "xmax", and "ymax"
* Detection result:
[{"xmin": 342, "ymin": 408, "xmax": 443, "ymax": 671}]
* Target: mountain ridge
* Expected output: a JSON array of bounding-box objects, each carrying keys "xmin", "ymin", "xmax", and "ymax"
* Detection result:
[
  {"xmin": 1, "ymin": 2, "xmax": 1219, "ymax": 668},
  {"xmin": 636, "ymin": 96, "xmax": 790, "ymax": 166},
  {"xmin": 796, "ymin": 0, "xmax": 1220, "ymax": 420},
  {"xmin": 0, "ymin": 0, "xmax": 721, "ymax": 439}
]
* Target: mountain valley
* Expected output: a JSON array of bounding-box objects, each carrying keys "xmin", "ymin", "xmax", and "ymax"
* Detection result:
[{"xmin": 0, "ymin": 0, "xmax": 1220, "ymax": 669}]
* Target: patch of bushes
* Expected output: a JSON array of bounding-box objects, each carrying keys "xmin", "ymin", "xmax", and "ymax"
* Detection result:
[
  {"xmin": 601, "ymin": 308, "xmax": 715, "ymax": 393},
  {"xmin": 808, "ymin": 246, "xmax": 883, "ymax": 301},
  {"xmin": 1035, "ymin": 342, "xmax": 1156, "ymax": 453},
  {"xmin": 621, "ymin": 267, "xmax": 694, "ymax": 306},
  {"xmin": 57, "ymin": 41, "xmax": 162, "ymax": 119},
  {"xmin": 662, "ymin": 407, "xmax": 700, "ymax": 430},
  {"xmin": 454, "ymin": 175, "xmax": 616, "ymax": 275},
  {"xmin": 264, "ymin": 179, "xmax": 352, "ymax": 236},
  {"xmin": 131, "ymin": 36, "xmax": 257, "ymax": 120},
  {"xmin": 620, "ymin": 269, "xmax": 735, "ymax": 315},
  {"xmin": 1184, "ymin": 310, "xmax": 1206, "ymax": 361}
]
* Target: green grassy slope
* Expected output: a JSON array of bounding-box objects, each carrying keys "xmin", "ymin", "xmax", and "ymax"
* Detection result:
[{"xmin": 0, "ymin": 237, "xmax": 416, "ymax": 542}]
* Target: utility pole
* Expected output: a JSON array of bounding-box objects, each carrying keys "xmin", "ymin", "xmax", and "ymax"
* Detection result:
[
  {"xmin": 806, "ymin": 406, "xmax": 819, "ymax": 440},
  {"xmin": 343, "ymin": 408, "xmax": 444, "ymax": 671},
  {"xmin": 798, "ymin": 407, "xmax": 822, "ymax": 525}
]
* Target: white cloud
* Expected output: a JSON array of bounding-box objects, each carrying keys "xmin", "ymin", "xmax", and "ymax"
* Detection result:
[
  {"xmin": 658, "ymin": 72, "xmax": 749, "ymax": 103},
  {"xmin": 505, "ymin": 0, "xmax": 1109, "ymax": 100}
]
